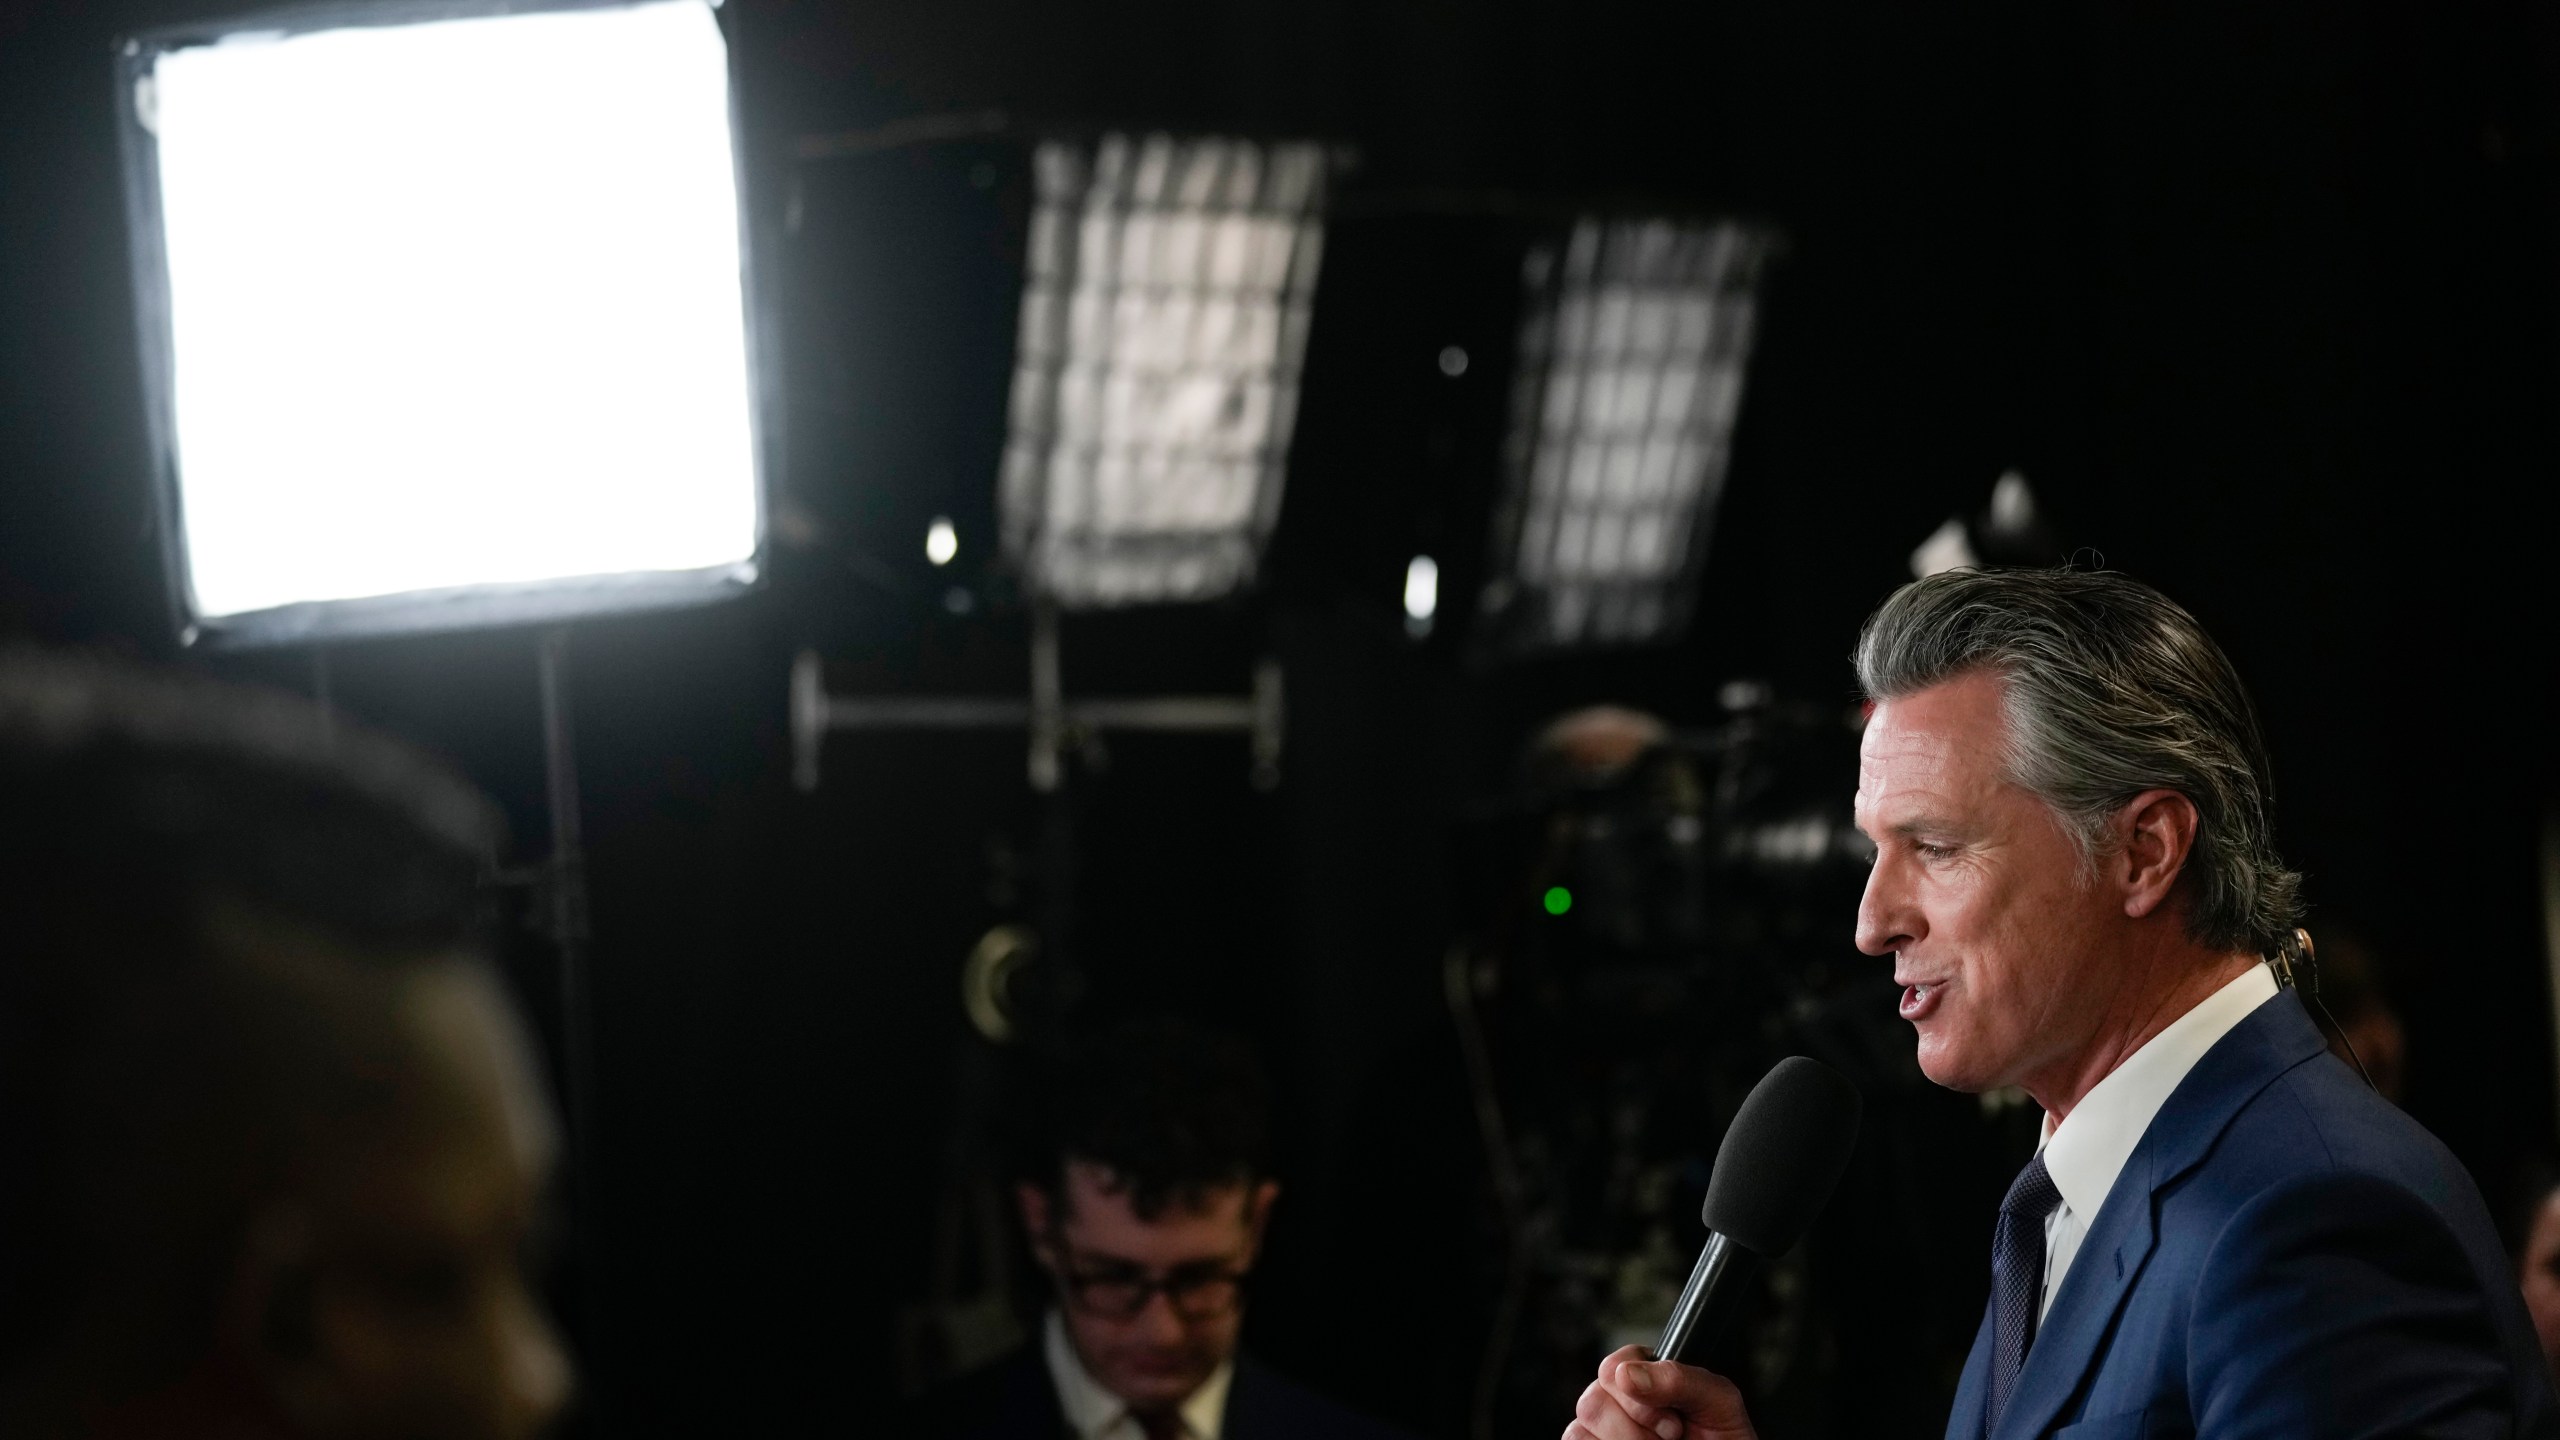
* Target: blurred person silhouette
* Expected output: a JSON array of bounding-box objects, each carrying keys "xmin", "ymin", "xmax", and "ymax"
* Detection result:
[
  {"xmin": 0, "ymin": 652, "xmax": 571, "ymax": 1440},
  {"xmin": 2507, "ymin": 1160, "xmax": 2560, "ymax": 1384},
  {"xmin": 916, "ymin": 1017, "xmax": 1402, "ymax": 1440}
]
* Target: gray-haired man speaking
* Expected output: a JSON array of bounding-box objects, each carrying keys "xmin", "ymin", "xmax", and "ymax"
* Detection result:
[{"xmin": 1569, "ymin": 569, "xmax": 2559, "ymax": 1440}]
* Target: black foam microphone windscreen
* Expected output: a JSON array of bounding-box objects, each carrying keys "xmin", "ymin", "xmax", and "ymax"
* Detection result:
[
  {"xmin": 1654, "ymin": 1055, "xmax": 1865, "ymax": 1364},
  {"xmin": 1702, "ymin": 1055, "xmax": 1865, "ymax": 1257}
]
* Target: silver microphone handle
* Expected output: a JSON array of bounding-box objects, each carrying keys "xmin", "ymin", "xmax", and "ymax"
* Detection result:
[{"xmin": 1653, "ymin": 1230, "xmax": 1741, "ymax": 1363}]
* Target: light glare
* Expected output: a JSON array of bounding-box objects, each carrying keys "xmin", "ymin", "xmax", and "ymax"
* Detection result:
[
  {"xmin": 1404, "ymin": 554, "xmax": 1439, "ymax": 622},
  {"xmin": 926, "ymin": 516, "xmax": 959, "ymax": 566},
  {"xmin": 147, "ymin": 0, "xmax": 758, "ymax": 622},
  {"xmin": 999, "ymin": 134, "xmax": 1328, "ymax": 608},
  {"xmin": 1483, "ymin": 218, "xmax": 1771, "ymax": 652}
]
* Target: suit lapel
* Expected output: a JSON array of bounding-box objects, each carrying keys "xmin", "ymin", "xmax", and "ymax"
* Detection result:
[
  {"xmin": 1944, "ymin": 1293, "xmax": 1996, "ymax": 1440},
  {"xmin": 1990, "ymin": 992, "xmax": 2330, "ymax": 1440}
]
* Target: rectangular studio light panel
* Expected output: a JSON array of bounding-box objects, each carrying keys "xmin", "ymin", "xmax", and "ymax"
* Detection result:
[
  {"xmin": 999, "ymin": 134, "xmax": 1328, "ymax": 609},
  {"xmin": 1480, "ymin": 218, "xmax": 1773, "ymax": 653},
  {"xmin": 121, "ymin": 0, "xmax": 761, "ymax": 644}
]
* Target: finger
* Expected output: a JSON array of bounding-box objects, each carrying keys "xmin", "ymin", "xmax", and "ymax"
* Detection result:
[
  {"xmin": 1567, "ymin": 1423, "xmax": 1669, "ymax": 1440},
  {"xmin": 1599, "ymin": 1357, "xmax": 1750, "ymax": 1431},
  {"xmin": 1586, "ymin": 1345, "xmax": 1678, "ymax": 1434},
  {"xmin": 1593, "ymin": 1346, "xmax": 1671, "ymax": 1420},
  {"xmin": 1577, "ymin": 1380, "xmax": 1684, "ymax": 1440}
]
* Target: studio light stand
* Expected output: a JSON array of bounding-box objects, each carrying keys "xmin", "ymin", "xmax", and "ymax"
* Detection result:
[
  {"xmin": 789, "ymin": 605, "xmax": 1283, "ymax": 795},
  {"xmin": 534, "ymin": 627, "xmax": 600, "ymax": 1202}
]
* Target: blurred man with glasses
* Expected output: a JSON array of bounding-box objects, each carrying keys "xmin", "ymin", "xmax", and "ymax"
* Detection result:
[{"xmin": 922, "ymin": 1017, "xmax": 1401, "ymax": 1440}]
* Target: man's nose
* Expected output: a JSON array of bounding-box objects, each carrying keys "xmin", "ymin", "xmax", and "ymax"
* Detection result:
[
  {"xmin": 1854, "ymin": 852, "xmax": 1920, "ymax": 958},
  {"xmin": 500, "ymin": 1282, "xmax": 574, "ymax": 1439},
  {"xmin": 1133, "ymin": 1288, "xmax": 1189, "ymax": 1342}
]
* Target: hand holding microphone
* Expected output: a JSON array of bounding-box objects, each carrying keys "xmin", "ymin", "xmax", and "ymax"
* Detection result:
[
  {"xmin": 1566, "ymin": 1057, "xmax": 1863, "ymax": 1440},
  {"xmin": 1573, "ymin": 1346, "xmax": 1756, "ymax": 1440}
]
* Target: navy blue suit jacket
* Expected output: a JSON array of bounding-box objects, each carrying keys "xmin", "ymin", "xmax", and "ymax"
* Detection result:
[
  {"xmin": 1945, "ymin": 991, "xmax": 2560, "ymax": 1440},
  {"xmin": 914, "ymin": 1342, "xmax": 1409, "ymax": 1440}
]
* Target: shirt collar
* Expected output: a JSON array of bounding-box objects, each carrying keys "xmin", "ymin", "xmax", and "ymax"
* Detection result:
[
  {"xmin": 2037, "ymin": 962, "xmax": 2280, "ymax": 1221},
  {"xmin": 1043, "ymin": 1309, "xmax": 1234, "ymax": 1440}
]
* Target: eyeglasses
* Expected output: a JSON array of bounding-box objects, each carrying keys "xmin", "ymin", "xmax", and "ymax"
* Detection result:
[{"xmin": 1054, "ymin": 1254, "xmax": 1251, "ymax": 1321}]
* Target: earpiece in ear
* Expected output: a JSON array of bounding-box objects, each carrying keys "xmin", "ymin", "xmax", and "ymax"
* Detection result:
[
  {"xmin": 2270, "ymin": 926, "xmax": 2313, "ymax": 989},
  {"xmin": 2289, "ymin": 927, "xmax": 2379, "ymax": 1093}
]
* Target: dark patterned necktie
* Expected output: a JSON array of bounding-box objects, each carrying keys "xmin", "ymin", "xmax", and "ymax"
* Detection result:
[{"xmin": 1986, "ymin": 1150, "xmax": 2065, "ymax": 1436}]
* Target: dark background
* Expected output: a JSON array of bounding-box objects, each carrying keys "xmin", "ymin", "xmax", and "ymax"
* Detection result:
[{"xmin": 5, "ymin": 0, "xmax": 2559, "ymax": 1435}]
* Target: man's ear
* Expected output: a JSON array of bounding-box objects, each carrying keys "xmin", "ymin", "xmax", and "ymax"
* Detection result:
[
  {"xmin": 2115, "ymin": 788, "xmax": 2200, "ymax": 921},
  {"xmin": 1015, "ymin": 1182, "xmax": 1059, "ymax": 1272},
  {"xmin": 1242, "ymin": 1180, "xmax": 1281, "ymax": 1258}
]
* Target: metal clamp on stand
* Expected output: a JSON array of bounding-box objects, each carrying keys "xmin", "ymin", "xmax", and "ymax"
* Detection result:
[{"xmin": 791, "ymin": 608, "xmax": 1283, "ymax": 794}]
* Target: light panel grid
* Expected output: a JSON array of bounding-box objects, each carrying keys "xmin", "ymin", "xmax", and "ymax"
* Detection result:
[
  {"xmin": 1482, "ymin": 218, "xmax": 1773, "ymax": 652},
  {"xmin": 999, "ymin": 134, "xmax": 1327, "ymax": 608},
  {"xmin": 128, "ymin": 0, "xmax": 760, "ymax": 640}
]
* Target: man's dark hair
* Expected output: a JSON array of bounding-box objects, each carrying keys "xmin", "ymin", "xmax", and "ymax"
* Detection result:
[
  {"xmin": 0, "ymin": 650, "xmax": 504, "ymax": 1396},
  {"xmin": 1012, "ymin": 1017, "xmax": 1273, "ymax": 1222}
]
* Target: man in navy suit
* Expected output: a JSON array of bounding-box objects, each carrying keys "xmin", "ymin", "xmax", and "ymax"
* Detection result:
[
  {"xmin": 918, "ymin": 1018, "xmax": 1403, "ymax": 1440},
  {"xmin": 1567, "ymin": 568, "xmax": 2560, "ymax": 1440}
]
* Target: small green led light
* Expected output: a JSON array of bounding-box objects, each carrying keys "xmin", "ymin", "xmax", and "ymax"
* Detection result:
[{"xmin": 1542, "ymin": 886, "xmax": 1573, "ymax": 916}]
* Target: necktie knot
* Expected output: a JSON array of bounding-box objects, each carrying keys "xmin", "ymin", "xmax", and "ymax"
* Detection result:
[{"xmin": 2002, "ymin": 1150, "xmax": 2063, "ymax": 1222}]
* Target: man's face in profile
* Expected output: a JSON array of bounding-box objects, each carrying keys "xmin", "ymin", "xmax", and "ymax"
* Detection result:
[
  {"xmin": 1852, "ymin": 670, "xmax": 2129, "ymax": 1096},
  {"xmin": 1019, "ymin": 1161, "xmax": 1276, "ymax": 1413},
  {"xmin": 262, "ymin": 964, "xmax": 572, "ymax": 1440}
]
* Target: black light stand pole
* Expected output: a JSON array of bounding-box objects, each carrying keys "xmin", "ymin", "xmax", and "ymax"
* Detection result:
[
  {"xmin": 1027, "ymin": 602, "xmax": 1081, "ymax": 1031},
  {"xmin": 308, "ymin": 644, "xmax": 337, "ymax": 751},
  {"xmin": 534, "ymin": 625, "xmax": 604, "ymax": 1427},
  {"xmin": 536, "ymin": 626, "xmax": 598, "ymax": 1148}
]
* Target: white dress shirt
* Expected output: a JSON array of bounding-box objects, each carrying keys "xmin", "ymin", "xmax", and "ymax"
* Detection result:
[
  {"xmin": 2033, "ymin": 962, "xmax": 2280, "ymax": 1320},
  {"xmin": 1043, "ymin": 1310, "xmax": 1235, "ymax": 1440}
]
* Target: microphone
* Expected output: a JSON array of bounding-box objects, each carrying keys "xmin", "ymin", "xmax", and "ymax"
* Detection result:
[{"xmin": 1654, "ymin": 1055, "xmax": 1864, "ymax": 1364}]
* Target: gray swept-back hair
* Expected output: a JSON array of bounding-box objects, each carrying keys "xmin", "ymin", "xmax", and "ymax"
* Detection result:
[{"xmin": 1853, "ymin": 568, "xmax": 2302, "ymax": 955}]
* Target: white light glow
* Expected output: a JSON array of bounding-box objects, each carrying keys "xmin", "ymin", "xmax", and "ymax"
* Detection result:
[
  {"xmin": 1486, "ymin": 218, "xmax": 1771, "ymax": 652},
  {"xmin": 1907, "ymin": 516, "xmax": 1978, "ymax": 579},
  {"xmin": 999, "ymin": 134, "xmax": 1328, "ymax": 608},
  {"xmin": 147, "ymin": 0, "xmax": 758, "ymax": 622},
  {"xmin": 1403, "ymin": 553, "xmax": 1439, "ymax": 622},
  {"xmin": 926, "ymin": 516, "xmax": 959, "ymax": 566}
]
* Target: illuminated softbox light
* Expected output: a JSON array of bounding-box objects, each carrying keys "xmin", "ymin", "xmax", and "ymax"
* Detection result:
[
  {"xmin": 999, "ymin": 134, "xmax": 1328, "ymax": 608},
  {"xmin": 120, "ymin": 0, "xmax": 762, "ymax": 644},
  {"xmin": 1480, "ymin": 218, "xmax": 1773, "ymax": 653}
]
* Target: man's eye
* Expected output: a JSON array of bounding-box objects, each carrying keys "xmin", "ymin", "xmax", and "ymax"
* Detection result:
[{"xmin": 1914, "ymin": 842, "xmax": 1953, "ymax": 859}]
